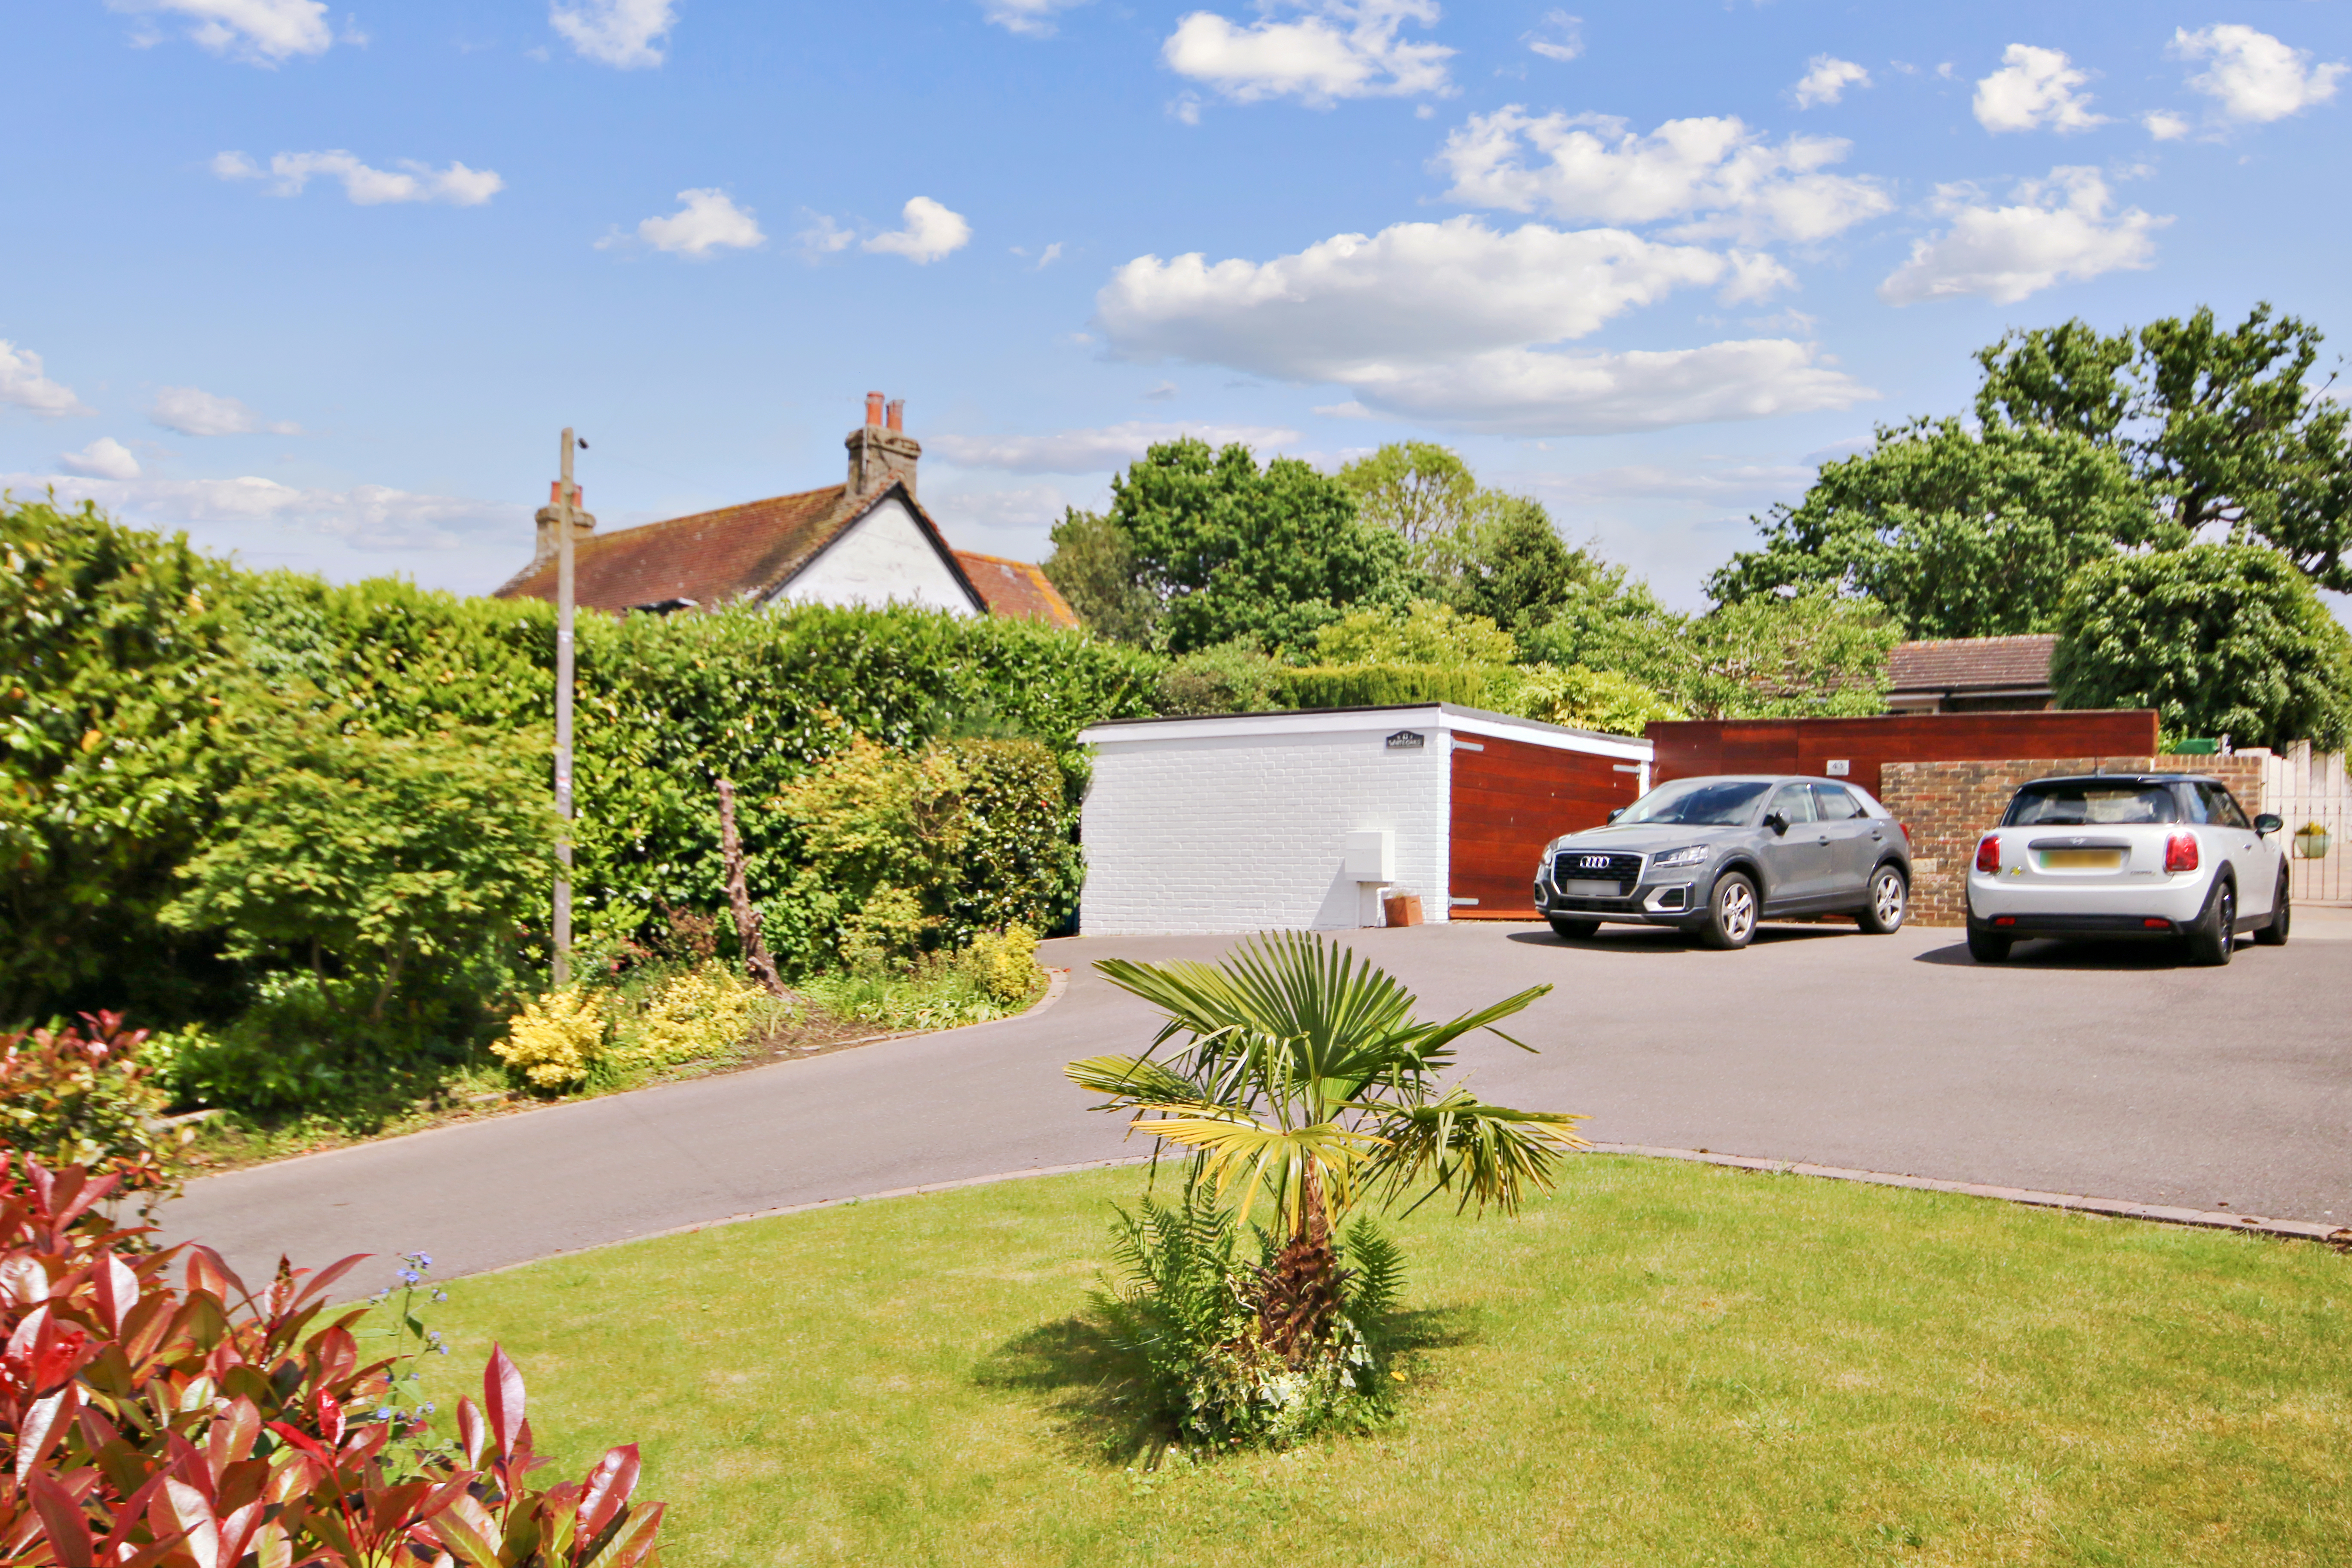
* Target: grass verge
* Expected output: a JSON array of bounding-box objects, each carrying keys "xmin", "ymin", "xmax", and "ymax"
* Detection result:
[{"xmin": 401, "ymin": 1155, "xmax": 2351, "ymax": 1567}]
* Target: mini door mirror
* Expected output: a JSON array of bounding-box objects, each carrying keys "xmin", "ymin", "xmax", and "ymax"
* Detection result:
[
  {"xmin": 2255, "ymin": 812, "xmax": 2284, "ymax": 835},
  {"xmin": 1606, "ymin": 808, "xmax": 1624, "ymax": 823},
  {"xmin": 1763, "ymin": 812, "xmax": 1789, "ymax": 836}
]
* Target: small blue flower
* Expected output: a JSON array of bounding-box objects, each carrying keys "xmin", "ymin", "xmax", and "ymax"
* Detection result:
[
  {"xmin": 398, "ymin": 1269, "xmax": 422, "ymax": 1284},
  {"xmin": 420, "ymin": 1402, "xmax": 436, "ymax": 1415},
  {"xmin": 416, "ymin": 1253, "xmax": 432, "ymax": 1268}
]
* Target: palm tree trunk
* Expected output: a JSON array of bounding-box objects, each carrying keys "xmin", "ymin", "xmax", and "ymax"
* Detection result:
[{"xmin": 1255, "ymin": 1161, "xmax": 1346, "ymax": 1365}]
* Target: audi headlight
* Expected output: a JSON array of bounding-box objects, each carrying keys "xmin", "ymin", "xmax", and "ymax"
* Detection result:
[{"xmin": 1651, "ymin": 844, "xmax": 1708, "ymax": 870}]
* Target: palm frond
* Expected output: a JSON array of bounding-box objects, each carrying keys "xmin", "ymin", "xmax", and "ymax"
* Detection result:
[
  {"xmin": 1065, "ymin": 1053, "xmax": 1206, "ymax": 1107},
  {"xmin": 1127, "ymin": 1105, "xmax": 1381, "ymax": 1230},
  {"xmin": 1364, "ymin": 1089, "xmax": 1589, "ymax": 1216}
]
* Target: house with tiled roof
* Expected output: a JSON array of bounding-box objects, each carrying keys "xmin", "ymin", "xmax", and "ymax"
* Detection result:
[
  {"xmin": 494, "ymin": 394, "xmax": 1078, "ymax": 629},
  {"xmin": 1884, "ymin": 634, "xmax": 2056, "ymax": 714}
]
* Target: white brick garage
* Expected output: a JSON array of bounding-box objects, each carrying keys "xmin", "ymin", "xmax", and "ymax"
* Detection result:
[{"xmin": 1076, "ymin": 705, "xmax": 1653, "ymax": 937}]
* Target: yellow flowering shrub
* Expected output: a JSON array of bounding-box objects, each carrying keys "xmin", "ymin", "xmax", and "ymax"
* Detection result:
[
  {"xmin": 616, "ymin": 963, "xmax": 762, "ymax": 1071},
  {"xmin": 968, "ymin": 924, "xmax": 1041, "ymax": 1006},
  {"xmin": 495, "ymin": 988, "xmax": 606, "ymax": 1089}
]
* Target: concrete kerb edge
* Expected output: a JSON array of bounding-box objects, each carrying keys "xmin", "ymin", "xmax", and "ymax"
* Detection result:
[
  {"xmin": 457, "ymin": 1136, "xmax": 2348, "ymax": 1287},
  {"xmin": 1586, "ymin": 1142, "xmax": 2352, "ymax": 1246},
  {"xmin": 172, "ymin": 965, "xmax": 1078, "ymax": 1190}
]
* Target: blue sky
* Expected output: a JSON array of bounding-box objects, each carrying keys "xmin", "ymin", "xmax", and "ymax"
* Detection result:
[{"xmin": 4, "ymin": 1, "xmax": 2349, "ymax": 609}]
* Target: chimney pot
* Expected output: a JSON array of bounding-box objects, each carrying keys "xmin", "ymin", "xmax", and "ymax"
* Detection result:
[
  {"xmin": 885, "ymin": 398, "xmax": 904, "ymax": 432},
  {"xmin": 865, "ymin": 391, "xmax": 885, "ymax": 427}
]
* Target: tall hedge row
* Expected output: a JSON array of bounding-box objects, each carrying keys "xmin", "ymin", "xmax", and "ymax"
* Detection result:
[{"xmin": 1, "ymin": 500, "xmax": 1162, "ymax": 1031}]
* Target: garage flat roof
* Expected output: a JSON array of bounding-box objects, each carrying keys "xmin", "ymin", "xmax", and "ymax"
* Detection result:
[{"xmin": 1078, "ymin": 702, "xmax": 1654, "ymax": 759}]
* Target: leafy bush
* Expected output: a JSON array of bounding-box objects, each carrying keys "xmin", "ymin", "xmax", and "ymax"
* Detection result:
[
  {"xmin": 0, "ymin": 1013, "xmax": 182, "ymax": 1212},
  {"xmin": 968, "ymin": 925, "xmax": 1042, "ymax": 1007},
  {"xmin": 1314, "ymin": 599, "xmax": 1517, "ymax": 666},
  {"xmin": 1484, "ymin": 663, "xmax": 1687, "ymax": 736},
  {"xmin": 0, "ymin": 1157, "xmax": 668, "ymax": 1567},
  {"xmin": 771, "ymin": 736, "xmax": 1075, "ymax": 971},
  {"xmin": 496, "ymin": 986, "xmax": 609, "ymax": 1089},
  {"xmin": 801, "ymin": 933, "xmax": 1045, "ymax": 1032},
  {"xmin": 1096, "ymin": 1189, "xmax": 1406, "ymax": 1448},
  {"xmin": 611, "ymin": 962, "xmax": 763, "ymax": 1072}
]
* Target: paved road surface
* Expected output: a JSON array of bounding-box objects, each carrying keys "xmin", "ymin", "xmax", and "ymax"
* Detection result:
[{"xmin": 157, "ymin": 917, "xmax": 2352, "ymax": 1287}]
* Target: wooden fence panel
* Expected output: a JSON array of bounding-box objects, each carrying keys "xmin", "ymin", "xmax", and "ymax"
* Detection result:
[
  {"xmin": 1646, "ymin": 711, "xmax": 2159, "ymax": 802},
  {"xmin": 1448, "ymin": 737, "xmax": 1644, "ymax": 920}
]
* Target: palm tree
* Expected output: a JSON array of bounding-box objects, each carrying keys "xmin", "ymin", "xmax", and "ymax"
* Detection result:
[{"xmin": 1068, "ymin": 931, "xmax": 1586, "ymax": 1365}]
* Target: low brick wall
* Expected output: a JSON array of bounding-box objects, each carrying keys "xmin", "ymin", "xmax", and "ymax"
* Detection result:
[{"xmin": 1880, "ymin": 755, "xmax": 2267, "ymax": 927}]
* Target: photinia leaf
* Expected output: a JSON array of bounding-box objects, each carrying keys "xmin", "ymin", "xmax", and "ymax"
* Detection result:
[
  {"xmin": 576, "ymin": 1444, "xmax": 641, "ymax": 1539},
  {"xmin": 482, "ymin": 1344, "xmax": 525, "ymax": 1457}
]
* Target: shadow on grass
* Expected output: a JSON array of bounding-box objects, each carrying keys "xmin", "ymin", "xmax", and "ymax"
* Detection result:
[{"xmin": 974, "ymin": 1304, "xmax": 1484, "ymax": 1469}]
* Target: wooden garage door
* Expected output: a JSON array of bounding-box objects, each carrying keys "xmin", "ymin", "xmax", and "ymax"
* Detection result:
[{"xmin": 1448, "ymin": 736, "xmax": 1643, "ymax": 919}]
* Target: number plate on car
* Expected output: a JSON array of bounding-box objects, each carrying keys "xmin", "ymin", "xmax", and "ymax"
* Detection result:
[
  {"xmin": 2037, "ymin": 848, "xmax": 2125, "ymax": 870},
  {"xmin": 1563, "ymin": 879, "xmax": 1621, "ymax": 897}
]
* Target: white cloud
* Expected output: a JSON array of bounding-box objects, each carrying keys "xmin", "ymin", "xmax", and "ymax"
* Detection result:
[
  {"xmin": 1545, "ymin": 459, "xmax": 1811, "ymax": 504},
  {"xmin": 1437, "ymin": 108, "xmax": 1892, "ymax": 244},
  {"xmin": 605, "ymin": 189, "xmax": 765, "ymax": 257},
  {"xmin": 2143, "ymin": 110, "xmax": 2191, "ymax": 141},
  {"xmin": 147, "ymin": 386, "xmax": 299, "ymax": 437},
  {"xmin": 1099, "ymin": 217, "xmax": 1747, "ymax": 378},
  {"xmin": 1524, "ymin": 10, "xmax": 1580, "ymax": 63},
  {"xmin": 983, "ymin": 0, "xmax": 1089, "ymax": 37},
  {"xmin": 864, "ymin": 197, "xmax": 972, "ymax": 263},
  {"xmin": 1095, "ymin": 216, "xmax": 1859, "ymax": 435},
  {"xmin": 57, "ymin": 439, "xmax": 142, "ymax": 481},
  {"xmin": 933, "ymin": 421, "xmax": 1307, "ymax": 474},
  {"xmin": 0, "ymin": 341, "xmax": 93, "ymax": 417},
  {"xmin": 1034, "ymin": 241, "xmax": 1065, "ymax": 269},
  {"xmin": 1879, "ymin": 166, "xmax": 2167, "ymax": 306},
  {"xmin": 1792, "ymin": 55, "xmax": 1870, "ymax": 109},
  {"xmin": 1163, "ymin": 0, "xmax": 1454, "ymax": 107},
  {"xmin": 213, "ymin": 150, "xmax": 505, "ymax": 205},
  {"xmin": 1335, "ymin": 340, "xmax": 1871, "ymax": 436},
  {"xmin": 1972, "ymin": 44, "xmax": 2107, "ymax": 134},
  {"xmin": 2171, "ymin": 24, "xmax": 2346, "ymax": 124},
  {"xmin": 106, "ymin": 0, "xmax": 331, "ymax": 64},
  {"xmin": 550, "ymin": 0, "xmax": 677, "ymax": 68},
  {"xmin": 3, "ymin": 472, "xmax": 520, "ymax": 552},
  {"xmin": 797, "ymin": 212, "xmax": 857, "ymax": 258}
]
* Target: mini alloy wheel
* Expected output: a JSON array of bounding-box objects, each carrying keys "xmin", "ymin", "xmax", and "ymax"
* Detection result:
[
  {"xmin": 1858, "ymin": 865, "xmax": 1907, "ymax": 934},
  {"xmin": 1698, "ymin": 872, "xmax": 1757, "ymax": 950},
  {"xmin": 2187, "ymin": 879, "xmax": 2235, "ymax": 967}
]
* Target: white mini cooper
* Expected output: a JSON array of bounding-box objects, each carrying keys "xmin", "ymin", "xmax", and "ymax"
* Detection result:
[{"xmin": 1966, "ymin": 773, "xmax": 2289, "ymax": 965}]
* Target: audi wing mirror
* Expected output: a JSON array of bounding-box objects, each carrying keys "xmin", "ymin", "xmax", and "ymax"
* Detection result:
[
  {"xmin": 1606, "ymin": 808, "xmax": 1624, "ymax": 823},
  {"xmin": 1763, "ymin": 812, "xmax": 1789, "ymax": 835}
]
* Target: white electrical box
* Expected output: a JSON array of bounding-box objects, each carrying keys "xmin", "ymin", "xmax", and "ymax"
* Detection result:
[{"xmin": 1342, "ymin": 829, "xmax": 1395, "ymax": 882}]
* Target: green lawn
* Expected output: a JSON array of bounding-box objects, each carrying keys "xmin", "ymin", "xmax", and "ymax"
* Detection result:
[{"xmin": 412, "ymin": 1158, "xmax": 2350, "ymax": 1567}]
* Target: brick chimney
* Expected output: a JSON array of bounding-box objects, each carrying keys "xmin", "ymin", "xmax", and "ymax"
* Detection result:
[
  {"xmin": 530, "ymin": 478, "xmax": 597, "ymax": 573},
  {"xmin": 845, "ymin": 389, "xmax": 920, "ymax": 498}
]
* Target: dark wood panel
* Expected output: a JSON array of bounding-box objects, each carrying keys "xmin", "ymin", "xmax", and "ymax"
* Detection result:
[
  {"xmin": 1645, "ymin": 710, "xmax": 2159, "ymax": 801},
  {"xmin": 1448, "ymin": 737, "xmax": 1644, "ymax": 919}
]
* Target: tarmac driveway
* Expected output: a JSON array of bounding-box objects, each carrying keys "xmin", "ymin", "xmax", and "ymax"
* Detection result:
[{"xmin": 157, "ymin": 915, "xmax": 2352, "ymax": 1286}]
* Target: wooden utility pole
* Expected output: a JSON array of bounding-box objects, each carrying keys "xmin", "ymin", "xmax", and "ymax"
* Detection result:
[{"xmin": 553, "ymin": 427, "xmax": 578, "ymax": 987}]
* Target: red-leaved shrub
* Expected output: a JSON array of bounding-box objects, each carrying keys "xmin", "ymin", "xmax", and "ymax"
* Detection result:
[{"xmin": 0, "ymin": 1156, "xmax": 665, "ymax": 1566}]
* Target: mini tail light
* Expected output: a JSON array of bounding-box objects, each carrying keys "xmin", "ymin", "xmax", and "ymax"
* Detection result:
[
  {"xmin": 2143, "ymin": 918, "xmax": 2171, "ymax": 929},
  {"xmin": 2163, "ymin": 833, "xmax": 2199, "ymax": 873},
  {"xmin": 1897, "ymin": 821, "xmax": 1912, "ymax": 843},
  {"xmin": 1975, "ymin": 836, "xmax": 2001, "ymax": 873}
]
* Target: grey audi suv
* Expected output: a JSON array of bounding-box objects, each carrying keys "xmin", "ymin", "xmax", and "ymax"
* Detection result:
[{"xmin": 1531, "ymin": 774, "xmax": 1914, "ymax": 949}]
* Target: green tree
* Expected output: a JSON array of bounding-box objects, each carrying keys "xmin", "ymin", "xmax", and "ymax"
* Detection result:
[
  {"xmin": 1708, "ymin": 419, "xmax": 2162, "ymax": 637},
  {"xmin": 1314, "ymin": 598, "xmax": 1516, "ymax": 666},
  {"xmin": 1977, "ymin": 304, "xmax": 2352, "ymax": 590},
  {"xmin": 1334, "ymin": 441, "xmax": 1483, "ymax": 559},
  {"xmin": 1111, "ymin": 438, "xmax": 1407, "ymax": 655},
  {"xmin": 160, "ymin": 710, "xmax": 557, "ymax": 1018},
  {"xmin": 1041, "ymin": 506, "xmax": 1158, "ymax": 644},
  {"xmin": 1438, "ymin": 498, "xmax": 1592, "ymax": 635},
  {"xmin": 2051, "ymin": 544, "xmax": 2352, "ymax": 751}
]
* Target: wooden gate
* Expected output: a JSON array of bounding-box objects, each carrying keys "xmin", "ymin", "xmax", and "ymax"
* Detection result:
[
  {"xmin": 1448, "ymin": 734, "xmax": 1645, "ymax": 919},
  {"xmin": 2264, "ymin": 741, "xmax": 2352, "ymax": 905}
]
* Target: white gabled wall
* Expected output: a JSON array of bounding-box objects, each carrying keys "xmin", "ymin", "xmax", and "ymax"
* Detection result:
[
  {"xmin": 1078, "ymin": 710, "xmax": 1454, "ymax": 937},
  {"xmin": 769, "ymin": 496, "xmax": 977, "ymax": 615}
]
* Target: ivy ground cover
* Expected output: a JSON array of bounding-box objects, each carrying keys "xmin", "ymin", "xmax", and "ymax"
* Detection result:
[{"xmin": 412, "ymin": 1157, "xmax": 2350, "ymax": 1567}]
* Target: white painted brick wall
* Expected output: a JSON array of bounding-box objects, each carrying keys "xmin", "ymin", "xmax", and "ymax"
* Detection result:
[{"xmin": 1080, "ymin": 722, "xmax": 1451, "ymax": 936}]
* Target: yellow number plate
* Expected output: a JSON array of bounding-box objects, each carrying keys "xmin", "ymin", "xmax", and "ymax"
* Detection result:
[{"xmin": 2038, "ymin": 848, "xmax": 2125, "ymax": 870}]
